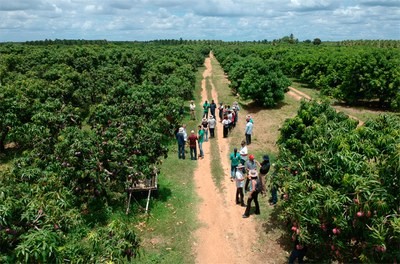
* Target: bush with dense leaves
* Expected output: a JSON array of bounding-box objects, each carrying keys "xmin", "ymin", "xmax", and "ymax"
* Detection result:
[{"xmin": 274, "ymin": 100, "xmax": 400, "ymax": 262}]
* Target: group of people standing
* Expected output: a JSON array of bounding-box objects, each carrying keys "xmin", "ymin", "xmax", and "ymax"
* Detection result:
[
  {"xmin": 230, "ymin": 140, "xmax": 271, "ymax": 218},
  {"xmin": 182, "ymin": 99, "xmax": 251, "ymax": 160}
]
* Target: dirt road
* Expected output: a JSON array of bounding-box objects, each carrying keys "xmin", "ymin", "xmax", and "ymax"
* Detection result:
[{"xmin": 193, "ymin": 55, "xmax": 284, "ymax": 264}]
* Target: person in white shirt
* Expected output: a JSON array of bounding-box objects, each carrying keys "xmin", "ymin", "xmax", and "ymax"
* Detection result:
[
  {"xmin": 239, "ymin": 140, "xmax": 248, "ymax": 170},
  {"xmin": 235, "ymin": 164, "xmax": 246, "ymax": 206},
  {"xmin": 208, "ymin": 115, "xmax": 216, "ymax": 138},
  {"xmin": 189, "ymin": 100, "xmax": 196, "ymax": 120},
  {"xmin": 222, "ymin": 115, "xmax": 230, "ymax": 138}
]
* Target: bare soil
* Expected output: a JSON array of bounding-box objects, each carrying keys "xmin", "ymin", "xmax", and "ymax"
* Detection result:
[{"xmin": 193, "ymin": 55, "xmax": 287, "ymax": 264}]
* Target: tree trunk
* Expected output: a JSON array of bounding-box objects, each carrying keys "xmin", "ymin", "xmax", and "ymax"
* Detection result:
[{"xmin": 0, "ymin": 127, "xmax": 10, "ymax": 152}]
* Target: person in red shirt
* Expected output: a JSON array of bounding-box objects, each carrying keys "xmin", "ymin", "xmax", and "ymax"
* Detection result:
[{"xmin": 188, "ymin": 130, "xmax": 198, "ymax": 160}]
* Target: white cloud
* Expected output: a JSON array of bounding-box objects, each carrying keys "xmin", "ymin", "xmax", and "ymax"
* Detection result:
[{"xmin": 0, "ymin": 0, "xmax": 399, "ymax": 41}]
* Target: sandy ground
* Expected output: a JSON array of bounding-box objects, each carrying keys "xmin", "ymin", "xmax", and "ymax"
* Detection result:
[
  {"xmin": 287, "ymin": 86, "xmax": 364, "ymax": 126},
  {"xmin": 193, "ymin": 55, "xmax": 282, "ymax": 264}
]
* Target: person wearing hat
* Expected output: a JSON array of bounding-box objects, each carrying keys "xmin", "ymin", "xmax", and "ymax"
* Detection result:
[
  {"xmin": 230, "ymin": 147, "xmax": 241, "ymax": 181},
  {"xmin": 245, "ymin": 154, "xmax": 260, "ymax": 192},
  {"xmin": 235, "ymin": 164, "xmax": 246, "ymax": 207},
  {"xmin": 201, "ymin": 117, "xmax": 209, "ymax": 142},
  {"xmin": 176, "ymin": 127, "xmax": 185, "ymax": 159},
  {"xmin": 208, "ymin": 115, "xmax": 216, "ymax": 138},
  {"xmin": 242, "ymin": 169, "xmax": 261, "ymax": 218},
  {"xmin": 188, "ymin": 130, "xmax": 198, "ymax": 160},
  {"xmin": 189, "ymin": 100, "xmax": 196, "ymax": 120}
]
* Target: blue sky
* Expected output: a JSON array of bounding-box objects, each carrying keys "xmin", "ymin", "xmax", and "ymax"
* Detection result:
[{"xmin": 0, "ymin": 0, "xmax": 399, "ymax": 42}]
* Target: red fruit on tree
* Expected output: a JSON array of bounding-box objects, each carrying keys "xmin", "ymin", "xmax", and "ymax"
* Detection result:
[
  {"xmin": 332, "ymin": 228, "xmax": 340, "ymax": 235},
  {"xmin": 356, "ymin": 211, "xmax": 364, "ymax": 217},
  {"xmin": 291, "ymin": 226, "xmax": 297, "ymax": 232}
]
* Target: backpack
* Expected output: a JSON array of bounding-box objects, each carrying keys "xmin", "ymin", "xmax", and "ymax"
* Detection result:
[{"xmin": 255, "ymin": 178, "xmax": 263, "ymax": 193}]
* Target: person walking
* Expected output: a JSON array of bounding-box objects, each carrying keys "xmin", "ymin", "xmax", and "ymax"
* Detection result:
[
  {"xmin": 230, "ymin": 148, "xmax": 241, "ymax": 181},
  {"xmin": 209, "ymin": 100, "xmax": 217, "ymax": 118},
  {"xmin": 189, "ymin": 100, "xmax": 196, "ymax": 120},
  {"xmin": 235, "ymin": 164, "xmax": 246, "ymax": 207},
  {"xmin": 202, "ymin": 100, "xmax": 210, "ymax": 119},
  {"xmin": 242, "ymin": 169, "xmax": 261, "ymax": 218},
  {"xmin": 201, "ymin": 118, "xmax": 209, "ymax": 142},
  {"xmin": 176, "ymin": 127, "xmax": 185, "ymax": 159},
  {"xmin": 198, "ymin": 125, "xmax": 205, "ymax": 159},
  {"xmin": 245, "ymin": 117, "xmax": 254, "ymax": 145},
  {"xmin": 188, "ymin": 130, "xmax": 198, "ymax": 160},
  {"xmin": 222, "ymin": 115, "xmax": 230, "ymax": 138},
  {"xmin": 208, "ymin": 115, "xmax": 216, "ymax": 138}
]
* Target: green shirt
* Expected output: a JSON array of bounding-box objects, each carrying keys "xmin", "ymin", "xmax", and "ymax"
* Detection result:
[
  {"xmin": 198, "ymin": 129, "xmax": 204, "ymax": 143},
  {"xmin": 230, "ymin": 152, "xmax": 241, "ymax": 166},
  {"xmin": 203, "ymin": 103, "xmax": 210, "ymax": 113}
]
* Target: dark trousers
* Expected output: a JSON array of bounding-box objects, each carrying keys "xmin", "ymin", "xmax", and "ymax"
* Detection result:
[
  {"xmin": 190, "ymin": 147, "xmax": 197, "ymax": 160},
  {"xmin": 236, "ymin": 187, "xmax": 245, "ymax": 205},
  {"xmin": 178, "ymin": 144, "xmax": 185, "ymax": 159},
  {"xmin": 244, "ymin": 191, "xmax": 260, "ymax": 216},
  {"xmin": 223, "ymin": 126, "xmax": 229, "ymax": 138},
  {"xmin": 271, "ymin": 186, "xmax": 278, "ymax": 204},
  {"xmin": 203, "ymin": 112, "xmax": 208, "ymax": 118},
  {"xmin": 210, "ymin": 128, "xmax": 215, "ymax": 138},
  {"xmin": 288, "ymin": 248, "xmax": 307, "ymax": 264},
  {"xmin": 245, "ymin": 134, "xmax": 251, "ymax": 145},
  {"xmin": 244, "ymin": 177, "xmax": 250, "ymax": 192},
  {"xmin": 211, "ymin": 110, "xmax": 215, "ymax": 118}
]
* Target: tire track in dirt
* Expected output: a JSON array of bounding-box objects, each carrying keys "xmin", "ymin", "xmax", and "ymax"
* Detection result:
[
  {"xmin": 193, "ymin": 55, "xmax": 269, "ymax": 264},
  {"xmin": 287, "ymin": 86, "xmax": 364, "ymax": 126}
]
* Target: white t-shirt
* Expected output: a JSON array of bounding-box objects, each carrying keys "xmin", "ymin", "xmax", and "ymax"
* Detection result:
[
  {"xmin": 222, "ymin": 119, "xmax": 230, "ymax": 126},
  {"xmin": 235, "ymin": 170, "xmax": 244, "ymax": 188},
  {"xmin": 240, "ymin": 146, "xmax": 248, "ymax": 161},
  {"xmin": 208, "ymin": 118, "xmax": 216, "ymax": 129}
]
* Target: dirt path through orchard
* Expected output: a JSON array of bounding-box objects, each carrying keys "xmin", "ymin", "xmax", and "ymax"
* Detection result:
[{"xmin": 193, "ymin": 55, "xmax": 273, "ymax": 264}]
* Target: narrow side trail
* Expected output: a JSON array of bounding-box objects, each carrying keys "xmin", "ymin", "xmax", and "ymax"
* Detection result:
[
  {"xmin": 193, "ymin": 55, "xmax": 269, "ymax": 264},
  {"xmin": 287, "ymin": 86, "xmax": 364, "ymax": 126}
]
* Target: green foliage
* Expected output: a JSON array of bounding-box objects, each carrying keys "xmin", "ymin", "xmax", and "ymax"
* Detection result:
[
  {"xmin": 212, "ymin": 42, "xmax": 400, "ymax": 111},
  {"xmin": 214, "ymin": 52, "xmax": 290, "ymax": 107},
  {"xmin": 0, "ymin": 42, "xmax": 209, "ymax": 262},
  {"xmin": 275, "ymin": 101, "xmax": 400, "ymax": 262}
]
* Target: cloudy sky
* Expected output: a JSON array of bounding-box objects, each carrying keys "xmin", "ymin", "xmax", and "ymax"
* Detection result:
[{"xmin": 1, "ymin": 0, "xmax": 399, "ymax": 42}]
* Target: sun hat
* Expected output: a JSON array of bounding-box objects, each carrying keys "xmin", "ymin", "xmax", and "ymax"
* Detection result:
[
  {"xmin": 237, "ymin": 164, "xmax": 245, "ymax": 169},
  {"xmin": 249, "ymin": 169, "xmax": 258, "ymax": 178},
  {"xmin": 191, "ymin": 130, "xmax": 195, "ymax": 133}
]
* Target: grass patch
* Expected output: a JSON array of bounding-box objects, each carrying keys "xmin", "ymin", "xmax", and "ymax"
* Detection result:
[
  {"xmin": 136, "ymin": 64, "xmax": 206, "ymax": 263},
  {"xmin": 135, "ymin": 156, "xmax": 198, "ymax": 264},
  {"xmin": 205, "ymin": 76, "xmax": 225, "ymax": 189}
]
